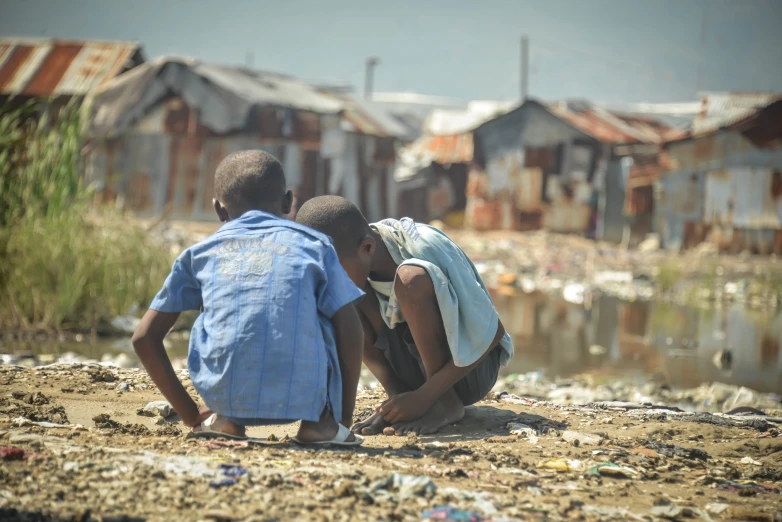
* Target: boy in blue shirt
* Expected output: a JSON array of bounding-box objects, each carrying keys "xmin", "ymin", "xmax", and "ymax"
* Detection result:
[
  {"xmin": 296, "ymin": 196, "xmax": 513, "ymax": 436},
  {"xmin": 132, "ymin": 151, "xmax": 364, "ymax": 445}
]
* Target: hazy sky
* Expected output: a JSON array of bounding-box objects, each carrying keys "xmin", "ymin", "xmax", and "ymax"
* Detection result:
[{"xmin": 2, "ymin": 0, "xmax": 781, "ymax": 104}]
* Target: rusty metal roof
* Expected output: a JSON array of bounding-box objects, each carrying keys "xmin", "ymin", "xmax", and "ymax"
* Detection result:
[
  {"xmin": 336, "ymin": 93, "xmax": 412, "ymax": 140},
  {"xmin": 415, "ymin": 133, "xmax": 474, "ymax": 164},
  {"xmin": 0, "ymin": 38, "xmax": 143, "ymax": 97},
  {"xmin": 394, "ymin": 132, "xmax": 474, "ymax": 183},
  {"xmin": 693, "ymin": 92, "xmax": 781, "ymax": 135},
  {"xmin": 548, "ymin": 102, "xmax": 671, "ymax": 144}
]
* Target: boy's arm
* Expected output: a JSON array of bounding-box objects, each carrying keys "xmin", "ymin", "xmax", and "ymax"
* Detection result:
[
  {"xmin": 331, "ymin": 303, "xmax": 364, "ymax": 427},
  {"xmin": 132, "ymin": 309, "xmax": 211, "ymax": 427}
]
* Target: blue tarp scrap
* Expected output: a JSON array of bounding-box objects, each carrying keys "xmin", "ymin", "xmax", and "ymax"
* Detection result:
[{"xmin": 209, "ymin": 464, "xmax": 249, "ymax": 488}]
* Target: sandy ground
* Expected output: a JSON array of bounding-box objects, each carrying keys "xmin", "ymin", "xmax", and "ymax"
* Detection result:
[{"xmin": 1, "ymin": 364, "xmax": 781, "ymax": 522}]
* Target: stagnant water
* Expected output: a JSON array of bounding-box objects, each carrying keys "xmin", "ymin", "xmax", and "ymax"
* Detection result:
[{"xmin": 3, "ymin": 294, "xmax": 781, "ymax": 395}]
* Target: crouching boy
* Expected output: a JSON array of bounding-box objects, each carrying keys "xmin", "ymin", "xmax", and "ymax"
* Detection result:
[
  {"xmin": 132, "ymin": 152, "xmax": 364, "ymax": 445},
  {"xmin": 296, "ymin": 196, "xmax": 514, "ymax": 436}
]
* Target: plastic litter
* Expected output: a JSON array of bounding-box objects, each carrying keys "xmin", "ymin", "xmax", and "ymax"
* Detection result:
[
  {"xmin": 506, "ymin": 422, "xmax": 538, "ymax": 443},
  {"xmin": 373, "ymin": 473, "xmax": 436, "ymax": 499},
  {"xmin": 704, "ymin": 503, "xmax": 729, "ymax": 515},
  {"xmin": 644, "ymin": 441, "xmax": 710, "ymax": 461},
  {"xmin": 561, "ymin": 430, "xmax": 601, "ymax": 446},
  {"xmin": 589, "ymin": 462, "xmax": 638, "ymax": 478},
  {"xmin": 12, "ymin": 417, "xmax": 85, "ymax": 430},
  {"xmin": 422, "ymin": 506, "xmax": 484, "ymax": 522},
  {"xmin": 740, "ymin": 456, "xmax": 762, "ymax": 466},
  {"xmin": 582, "ymin": 505, "xmax": 645, "ymax": 521},
  {"xmin": 718, "ymin": 480, "xmax": 780, "ymax": 494},
  {"xmin": 0, "ymin": 447, "xmax": 26, "ymax": 461},
  {"xmin": 536, "ymin": 458, "xmax": 584, "ymax": 473},
  {"xmin": 650, "ymin": 505, "xmax": 696, "ymax": 520},
  {"xmin": 209, "ymin": 464, "xmax": 249, "ymax": 488}
]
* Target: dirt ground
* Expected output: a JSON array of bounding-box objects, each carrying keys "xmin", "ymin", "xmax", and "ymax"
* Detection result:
[{"xmin": 1, "ymin": 364, "xmax": 781, "ymax": 522}]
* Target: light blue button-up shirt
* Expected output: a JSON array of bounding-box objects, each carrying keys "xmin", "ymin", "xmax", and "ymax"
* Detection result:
[{"xmin": 150, "ymin": 210, "xmax": 364, "ymax": 422}]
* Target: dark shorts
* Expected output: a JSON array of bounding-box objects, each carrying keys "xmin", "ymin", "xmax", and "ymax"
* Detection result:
[{"xmin": 375, "ymin": 322, "xmax": 501, "ymax": 406}]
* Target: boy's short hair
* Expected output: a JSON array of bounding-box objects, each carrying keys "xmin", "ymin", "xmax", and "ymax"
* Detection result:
[
  {"xmin": 295, "ymin": 196, "xmax": 371, "ymax": 254},
  {"xmin": 214, "ymin": 150, "xmax": 286, "ymax": 210}
]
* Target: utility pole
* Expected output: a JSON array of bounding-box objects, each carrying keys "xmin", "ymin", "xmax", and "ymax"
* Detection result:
[
  {"xmin": 365, "ymin": 57, "xmax": 379, "ymax": 100},
  {"xmin": 695, "ymin": 5, "xmax": 709, "ymax": 94},
  {"xmin": 520, "ymin": 35, "xmax": 529, "ymax": 101}
]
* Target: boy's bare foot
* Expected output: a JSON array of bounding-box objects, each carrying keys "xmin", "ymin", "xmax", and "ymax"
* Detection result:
[
  {"xmin": 296, "ymin": 409, "xmax": 360, "ymax": 443},
  {"xmin": 351, "ymin": 411, "xmax": 389, "ymax": 435},
  {"xmin": 385, "ymin": 392, "xmax": 465, "ymax": 436}
]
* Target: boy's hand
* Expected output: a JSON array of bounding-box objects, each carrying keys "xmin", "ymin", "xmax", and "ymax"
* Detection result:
[
  {"xmin": 378, "ymin": 390, "xmax": 433, "ymax": 424},
  {"xmin": 186, "ymin": 404, "xmax": 214, "ymax": 428}
]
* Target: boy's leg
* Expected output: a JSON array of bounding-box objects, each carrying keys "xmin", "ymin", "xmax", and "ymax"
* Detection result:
[
  {"xmin": 352, "ymin": 291, "xmax": 419, "ymax": 435},
  {"xmin": 387, "ymin": 265, "xmax": 467, "ymax": 434}
]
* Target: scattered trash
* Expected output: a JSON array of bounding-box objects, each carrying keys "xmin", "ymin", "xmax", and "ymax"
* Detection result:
[
  {"xmin": 209, "ymin": 464, "xmax": 249, "ymax": 488},
  {"xmin": 139, "ymin": 401, "xmax": 174, "ymax": 418},
  {"xmin": 722, "ymin": 386, "xmax": 779, "ymax": 414},
  {"xmin": 561, "ymin": 430, "xmax": 601, "ymax": 446},
  {"xmin": 718, "ymin": 481, "xmax": 780, "ymax": 494},
  {"xmin": 536, "ymin": 458, "xmax": 584, "ymax": 473},
  {"xmin": 631, "ymin": 448, "xmax": 660, "ymax": 459},
  {"xmin": 740, "ymin": 456, "xmax": 763, "ymax": 466},
  {"xmin": 506, "ymin": 422, "xmax": 538, "ymax": 443},
  {"xmin": 677, "ymin": 412, "xmax": 772, "ymax": 432},
  {"xmin": 644, "ymin": 441, "xmax": 710, "ymax": 461},
  {"xmin": 12, "ymin": 417, "xmax": 84, "ymax": 430},
  {"xmin": 582, "ymin": 505, "xmax": 646, "ymax": 521},
  {"xmin": 0, "ymin": 447, "xmax": 25, "ymax": 461},
  {"xmin": 372, "ymin": 473, "xmax": 436, "ymax": 499},
  {"xmin": 422, "ymin": 506, "xmax": 484, "ymax": 522},
  {"xmin": 589, "ymin": 462, "xmax": 638, "ymax": 478},
  {"xmin": 704, "ymin": 503, "xmax": 729, "ymax": 515},
  {"xmin": 650, "ymin": 505, "xmax": 696, "ymax": 520},
  {"xmin": 206, "ymin": 440, "xmax": 250, "ymax": 450}
]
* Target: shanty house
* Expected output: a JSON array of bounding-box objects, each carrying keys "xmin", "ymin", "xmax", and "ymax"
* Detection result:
[
  {"xmin": 470, "ymin": 100, "xmax": 671, "ymax": 239},
  {"xmin": 393, "ymin": 101, "xmax": 515, "ymax": 226},
  {"xmin": 0, "ymin": 38, "xmax": 144, "ymax": 110},
  {"xmin": 319, "ymin": 93, "xmax": 410, "ymax": 222},
  {"xmin": 658, "ymin": 96, "xmax": 782, "ymax": 254},
  {"xmin": 88, "ymin": 57, "xmax": 406, "ymax": 221}
]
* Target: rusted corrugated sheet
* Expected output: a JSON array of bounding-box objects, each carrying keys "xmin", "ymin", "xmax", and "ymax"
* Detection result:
[
  {"xmin": 694, "ymin": 92, "xmax": 781, "ymax": 135},
  {"xmin": 624, "ymin": 185, "xmax": 654, "ymax": 216},
  {"xmin": 549, "ymin": 103, "xmax": 669, "ymax": 144},
  {"xmin": 0, "ymin": 39, "xmax": 142, "ymax": 97},
  {"xmin": 402, "ymin": 133, "xmax": 474, "ymax": 165}
]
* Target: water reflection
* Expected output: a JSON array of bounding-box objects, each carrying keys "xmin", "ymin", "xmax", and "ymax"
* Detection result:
[
  {"xmin": 3, "ymin": 293, "xmax": 781, "ymax": 395},
  {"xmin": 491, "ymin": 289, "xmax": 782, "ymax": 395}
]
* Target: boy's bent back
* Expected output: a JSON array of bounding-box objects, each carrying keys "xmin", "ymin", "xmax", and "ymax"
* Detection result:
[{"xmin": 151, "ymin": 212, "xmax": 361, "ymax": 423}]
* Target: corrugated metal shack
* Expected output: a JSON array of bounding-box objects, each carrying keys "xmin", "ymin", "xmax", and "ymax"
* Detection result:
[
  {"xmin": 393, "ymin": 101, "xmax": 515, "ymax": 226},
  {"xmin": 470, "ymin": 99, "xmax": 671, "ymax": 238},
  {"xmin": 320, "ymin": 93, "xmax": 410, "ymax": 222},
  {"xmin": 0, "ymin": 38, "xmax": 144, "ymax": 109},
  {"xmin": 658, "ymin": 96, "xmax": 782, "ymax": 253},
  {"xmin": 87, "ymin": 57, "xmax": 405, "ymax": 221}
]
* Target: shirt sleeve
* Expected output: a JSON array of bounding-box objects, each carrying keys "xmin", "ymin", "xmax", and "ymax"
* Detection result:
[
  {"xmin": 316, "ymin": 244, "xmax": 365, "ymax": 318},
  {"xmin": 149, "ymin": 252, "xmax": 203, "ymax": 313}
]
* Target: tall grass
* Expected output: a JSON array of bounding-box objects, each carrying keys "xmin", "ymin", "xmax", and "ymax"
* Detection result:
[{"xmin": 0, "ymin": 101, "xmax": 172, "ymax": 332}]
